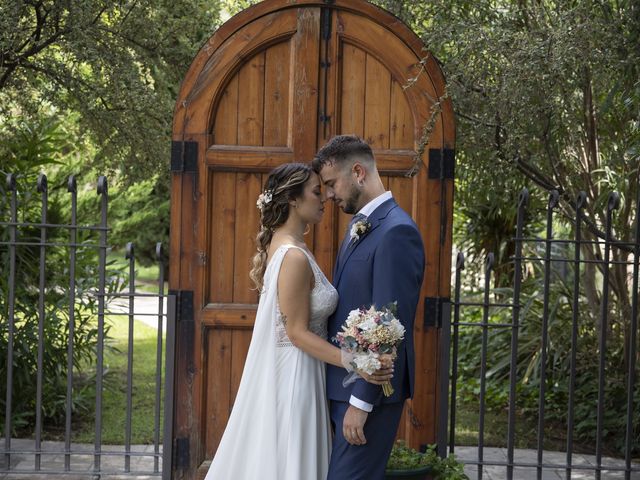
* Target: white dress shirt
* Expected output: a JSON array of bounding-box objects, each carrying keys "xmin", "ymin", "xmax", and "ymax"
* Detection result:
[{"xmin": 348, "ymin": 191, "xmax": 393, "ymax": 412}]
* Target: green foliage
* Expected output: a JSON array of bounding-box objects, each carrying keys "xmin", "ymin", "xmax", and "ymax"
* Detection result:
[
  {"xmin": 0, "ymin": 0, "xmax": 221, "ymax": 264},
  {"xmin": 386, "ymin": 440, "xmax": 469, "ymax": 479},
  {"xmin": 453, "ymin": 242, "xmax": 640, "ymax": 455},
  {"xmin": 370, "ymin": 0, "xmax": 639, "ymax": 454},
  {"xmin": 0, "ymin": 0, "xmax": 222, "ymax": 182},
  {"xmin": 221, "ymin": 0, "xmax": 260, "ymax": 18},
  {"xmin": 375, "ymin": 0, "xmax": 639, "ymax": 292},
  {"xmin": 108, "ymin": 176, "xmax": 169, "ymax": 267},
  {"xmin": 0, "ymin": 116, "xmax": 125, "ymax": 435}
]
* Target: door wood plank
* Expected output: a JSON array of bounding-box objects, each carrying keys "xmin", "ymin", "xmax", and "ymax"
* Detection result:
[
  {"xmin": 237, "ymin": 51, "xmax": 266, "ymax": 146},
  {"xmin": 290, "ymin": 8, "xmax": 321, "ymax": 162},
  {"xmin": 208, "ymin": 172, "xmax": 236, "ymax": 303},
  {"xmin": 390, "ymin": 79, "xmax": 414, "ymax": 150},
  {"xmin": 339, "ymin": 42, "xmax": 366, "ymax": 137},
  {"xmin": 233, "ymin": 172, "xmax": 262, "ymax": 303},
  {"xmin": 364, "ymin": 53, "xmax": 391, "ymax": 149},
  {"xmin": 212, "ymin": 75, "xmax": 239, "ymax": 145},
  {"xmin": 204, "ymin": 328, "xmax": 232, "ymax": 457},
  {"xmin": 264, "ymin": 41, "xmax": 291, "ymax": 147}
]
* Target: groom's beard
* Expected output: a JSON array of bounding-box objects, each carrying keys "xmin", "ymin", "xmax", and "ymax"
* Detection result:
[{"xmin": 341, "ymin": 184, "xmax": 362, "ymax": 214}]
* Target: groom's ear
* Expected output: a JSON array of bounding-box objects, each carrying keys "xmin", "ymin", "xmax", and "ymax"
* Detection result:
[{"xmin": 352, "ymin": 162, "xmax": 366, "ymax": 184}]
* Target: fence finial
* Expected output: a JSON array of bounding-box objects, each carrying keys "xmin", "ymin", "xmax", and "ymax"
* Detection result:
[
  {"xmin": 456, "ymin": 251, "xmax": 465, "ymax": 271},
  {"xmin": 125, "ymin": 242, "xmax": 135, "ymax": 260},
  {"xmin": 518, "ymin": 188, "xmax": 529, "ymax": 208},
  {"xmin": 6, "ymin": 173, "xmax": 16, "ymax": 191},
  {"xmin": 485, "ymin": 252, "xmax": 495, "ymax": 272},
  {"xmin": 576, "ymin": 191, "xmax": 587, "ymax": 209},
  {"xmin": 549, "ymin": 189, "xmax": 560, "ymax": 209},
  {"xmin": 67, "ymin": 175, "xmax": 77, "ymax": 193},
  {"xmin": 607, "ymin": 192, "xmax": 620, "ymax": 211},
  {"xmin": 156, "ymin": 242, "xmax": 164, "ymax": 261},
  {"xmin": 97, "ymin": 176, "xmax": 108, "ymax": 195},
  {"xmin": 37, "ymin": 174, "xmax": 48, "ymax": 193}
]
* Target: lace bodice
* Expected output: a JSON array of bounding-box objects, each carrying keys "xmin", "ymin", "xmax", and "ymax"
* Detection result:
[{"xmin": 264, "ymin": 245, "xmax": 338, "ymax": 348}]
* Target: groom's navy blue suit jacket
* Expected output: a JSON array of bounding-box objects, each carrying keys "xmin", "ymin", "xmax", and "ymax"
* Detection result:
[{"xmin": 327, "ymin": 198, "xmax": 425, "ymax": 406}]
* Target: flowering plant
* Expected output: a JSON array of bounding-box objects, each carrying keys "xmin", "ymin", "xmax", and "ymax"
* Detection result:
[
  {"xmin": 256, "ymin": 190, "xmax": 273, "ymax": 211},
  {"xmin": 334, "ymin": 303, "xmax": 404, "ymax": 396},
  {"xmin": 349, "ymin": 218, "xmax": 371, "ymax": 244}
]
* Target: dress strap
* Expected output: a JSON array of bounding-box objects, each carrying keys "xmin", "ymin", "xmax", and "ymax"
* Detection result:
[
  {"xmin": 264, "ymin": 244, "xmax": 316, "ymax": 285},
  {"xmin": 272, "ymin": 244, "xmax": 320, "ymax": 282}
]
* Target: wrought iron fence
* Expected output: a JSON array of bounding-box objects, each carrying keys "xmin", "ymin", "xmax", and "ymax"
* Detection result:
[
  {"xmin": 0, "ymin": 173, "xmax": 175, "ymax": 478},
  {"xmin": 439, "ymin": 187, "xmax": 640, "ymax": 480}
]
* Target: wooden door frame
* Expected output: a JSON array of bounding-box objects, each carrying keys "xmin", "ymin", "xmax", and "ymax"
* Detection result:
[{"xmin": 169, "ymin": 1, "xmax": 455, "ymax": 478}]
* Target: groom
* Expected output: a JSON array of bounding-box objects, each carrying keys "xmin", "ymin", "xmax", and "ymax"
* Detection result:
[{"xmin": 312, "ymin": 135, "xmax": 425, "ymax": 479}]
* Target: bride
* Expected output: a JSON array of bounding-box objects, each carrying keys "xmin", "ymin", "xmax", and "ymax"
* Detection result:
[{"xmin": 205, "ymin": 163, "xmax": 392, "ymax": 479}]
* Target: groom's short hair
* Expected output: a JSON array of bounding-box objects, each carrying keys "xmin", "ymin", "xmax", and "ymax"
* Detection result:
[{"xmin": 311, "ymin": 135, "xmax": 375, "ymax": 172}]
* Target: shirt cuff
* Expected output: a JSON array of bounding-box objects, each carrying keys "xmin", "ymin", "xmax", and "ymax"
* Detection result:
[{"xmin": 349, "ymin": 395, "xmax": 373, "ymax": 413}]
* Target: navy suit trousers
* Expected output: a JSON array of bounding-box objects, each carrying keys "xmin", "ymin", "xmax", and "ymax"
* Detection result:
[{"xmin": 326, "ymin": 400, "xmax": 404, "ymax": 480}]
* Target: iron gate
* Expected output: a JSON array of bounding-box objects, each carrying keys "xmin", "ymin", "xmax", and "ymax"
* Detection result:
[
  {"xmin": 0, "ymin": 173, "xmax": 175, "ymax": 478},
  {"xmin": 439, "ymin": 187, "xmax": 640, "ymax": 479}
]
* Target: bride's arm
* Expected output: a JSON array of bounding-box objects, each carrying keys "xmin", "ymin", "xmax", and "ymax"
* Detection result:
[
  {"xmin": 278, "ymin": 249, "xmax": 392, "ymax": 383},
  {"xmin": 278, "ymin": 248, "xmax": 344, "ymax": 367}
]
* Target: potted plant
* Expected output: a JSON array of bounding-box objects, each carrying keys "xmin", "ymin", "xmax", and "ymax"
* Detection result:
[{"xmin": 385, "ymin": 441, "xmax": 469, "ymax": 480}]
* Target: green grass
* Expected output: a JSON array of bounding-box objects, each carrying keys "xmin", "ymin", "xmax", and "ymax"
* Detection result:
[
  {"xmin": 453, "ymin": 401, "xmax": 586, "ymax": 453},
  {"xmin": 71, "ymin": 315, "xmax": 165, "ymax": 444},
  {"xmin": 107, "ymin": 250, "xmax": 166, "ymax": 294}
]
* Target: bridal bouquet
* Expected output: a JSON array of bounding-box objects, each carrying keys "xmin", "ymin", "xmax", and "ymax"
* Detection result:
[{"xmin": 334, "ymin": 303, "xmax": 404, "ymax": 396}]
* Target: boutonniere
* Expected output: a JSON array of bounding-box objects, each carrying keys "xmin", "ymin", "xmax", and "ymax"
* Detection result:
[{"xmin": 349, "ymin": 219, "xmax": 371, "ymax": 245}]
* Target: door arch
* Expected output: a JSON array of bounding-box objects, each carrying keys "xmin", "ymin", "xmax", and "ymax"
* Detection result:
[{"xmin": 169, "ymin": 1, "xmax": 455, "ymax": 478}]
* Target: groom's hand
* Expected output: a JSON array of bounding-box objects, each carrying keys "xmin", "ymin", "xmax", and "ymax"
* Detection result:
[{"xmin": 343, "ymin": 405, "xmax": 368, "ymax": 445}]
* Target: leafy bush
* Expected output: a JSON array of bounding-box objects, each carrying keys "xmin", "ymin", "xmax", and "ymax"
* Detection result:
[
  {"xmin": 0, "ymin": 116, "xmax": 125, "ymax": 435},
  {"xmin": 453, "ymin": 242, "xmax": 640, "ymax": 455},
  {"xmin": 386, "ymin": 440, "xmax": 469, "ymax": 479}
]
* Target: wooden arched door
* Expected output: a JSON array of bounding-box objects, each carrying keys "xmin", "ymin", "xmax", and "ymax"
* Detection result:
[{"xmin": 169, "ymin": 1, "xmax": 455, "ymax": 478}]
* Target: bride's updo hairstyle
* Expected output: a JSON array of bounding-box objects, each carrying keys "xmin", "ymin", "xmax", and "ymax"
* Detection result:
[{"xmin": 250, "ymin": 162, "xmax": 313, "ymax": 290}]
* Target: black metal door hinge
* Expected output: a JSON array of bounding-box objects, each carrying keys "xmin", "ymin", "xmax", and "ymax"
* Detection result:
[
  {"xmin": 171, "ymin": 141, "xmax": 198, "ymax": 173},
  {"xmin": 169, "ymin": 289, "xmax": 194, "ymax": 323},
  {"xmin": 174, "ymin": 437, "xmax": 189, "ymax": 469},
  {"xmin": 427, "ymin": 148, "xmax": 455, "ymax": 180},
  {"xmin": 169, "ymin": 289, "xmax": 195, "ymax": 375},
  {"xmin": 424, "ymin": 296, "xmax": 451, "ymax": 329},
  {"xmin": 321, "ymin": 8, "xmax": 332, "ymax": 40}
]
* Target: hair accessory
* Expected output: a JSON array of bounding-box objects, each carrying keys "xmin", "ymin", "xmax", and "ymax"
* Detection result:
[{"xmin": 256, "ymin": 190, "xmax": 273, "ymax": 211}]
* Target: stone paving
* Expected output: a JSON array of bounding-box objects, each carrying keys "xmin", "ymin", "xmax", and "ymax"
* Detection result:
[
  {"xmin": 455, "ymin": 447, "xmax": 640, "ymax": 479},
  {"xmin": 0, "ymin": 438, "xmax": 161, "ymax": 479},
  {"xmin": 108, "ymin": 291, "xmax": 167, "ymax": 331},
  {"xmin": 2, "ymin": 440, "xmax": 639, "ymax": 479}
]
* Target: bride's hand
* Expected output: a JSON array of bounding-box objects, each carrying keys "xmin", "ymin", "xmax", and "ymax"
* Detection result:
[
  {"xmin": 359, "ymin": 364, "xmax": 393, "ymax": 385},
  {"xmin": 359, "ymin": 353, "xmax": 395, "ymax": 384},
  {"xmin": 379, "ymin": 353, "xmax": 394, "ymax": 369}
]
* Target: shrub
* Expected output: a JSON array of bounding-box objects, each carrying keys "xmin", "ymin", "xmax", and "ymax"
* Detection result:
[{"xmin": 0, "ymin": 116, "xmax": 125, "ymax": 435}]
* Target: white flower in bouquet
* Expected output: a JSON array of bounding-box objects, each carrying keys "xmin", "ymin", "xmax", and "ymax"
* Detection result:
[
  {"xmin": 353, "ymin": 353, "xmax": 381, "ymax": 373},
  {"xmin": 387, "ymin": 318, "xmax": 405, "ymax": 339},
  {"xmin": 359, "ymin": 316, "xmax": 379, "ymax": 332},
  {"xmin": 346, "ymin": 308, "xmax": 362, "ymax": 325}
]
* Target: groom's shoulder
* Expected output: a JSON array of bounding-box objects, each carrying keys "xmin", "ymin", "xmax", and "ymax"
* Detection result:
[{"xmin": 387, "ymin": 203, "xmax": 420, "ymax": 230}]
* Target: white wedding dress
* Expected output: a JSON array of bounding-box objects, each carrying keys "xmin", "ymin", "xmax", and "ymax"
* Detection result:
[{"xmin": 205, "ymin": 244, "xmax": 339, "ymax": 480}]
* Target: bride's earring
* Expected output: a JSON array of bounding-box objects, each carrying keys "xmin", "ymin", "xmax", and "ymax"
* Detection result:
[{"xmin": 303, "ymin": 224, "xmax": 311, "ymax": 235}]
